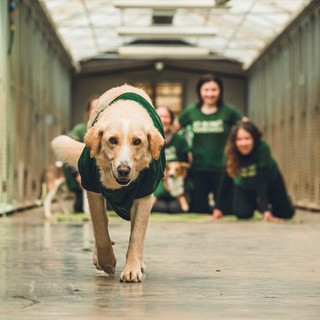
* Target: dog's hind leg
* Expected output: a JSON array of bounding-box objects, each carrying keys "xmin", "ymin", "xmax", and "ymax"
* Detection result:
[
  {"xmin": 43, "ymin": 178, "xmax": 64, "ymax": 218},
  {"xmin": 55, "ymin": 180, "xmax": 69, "ymax": 214},
  {"xmin": 87, "ymin": 191, "xmax": 116, "ymax": 275},
  {"xmin": 120, "ymin": 194, "xmax": 152, "ymax": 283}
]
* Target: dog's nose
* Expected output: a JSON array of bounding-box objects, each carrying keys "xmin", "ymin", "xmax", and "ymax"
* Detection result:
[{"xmin": 117, "ymin": 165, "xmax": 131, "ymax": 177}]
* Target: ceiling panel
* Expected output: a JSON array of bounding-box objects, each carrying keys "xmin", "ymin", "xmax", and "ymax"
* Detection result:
[{"xmin": 39, "ymin": 0, "xmax": 311, "ymax": 69}]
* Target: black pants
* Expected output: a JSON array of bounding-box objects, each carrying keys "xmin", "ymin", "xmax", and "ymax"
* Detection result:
[
  {"xmin": 233, "ymin": 174, "xmax": 295, "ymax": 219},
  {"xmin": 64, "ymin": 165, "xmax": 83, "ymax": 213},
  {"xmin": 73, "ymin": 189, "xmax": 84, "ymax": 213},
  {"xmin": 215, "ymin": 172, "xmax": 234, "ymax": 215},
  {"xmin": 190, "ymin": 170, "xmax": 224, "ymax": 213},
  {"xmin": 152, "ymin": 193, "xmax": 191, "ymax": 214}
]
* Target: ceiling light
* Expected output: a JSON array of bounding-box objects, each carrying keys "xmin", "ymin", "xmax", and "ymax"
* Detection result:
[
  {"xmin": 117, "ymin": 26, "xmax": 216, "ymax": 38},
  {"xmin": 154, "ymin": 61, "xmax": 164, "ymax": 71},
  {"xmin": 114, "ymin": 0, "xmax": 214, "ymax": 9},
  {"xmin": 118, "ymin": 46, "xmax": 210, "ymax": 58},
  {"xmin": 215, "ymin": 0, "xmax": 230, "ymax": 5}
]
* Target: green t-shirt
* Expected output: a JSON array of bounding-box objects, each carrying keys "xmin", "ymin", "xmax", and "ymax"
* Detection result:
[
  {"xmin": 179, "ymin": 103, "xmax": 243, "ymax": 171},
  {"xmin": 78, "ymin": 92, "xmax": 166, "ymax": 221},
  {"xmin": 234, "ymin": 141, "xmax": 279, "ymax": 189},
  {"xmin": 165, "ymin": 133, "xmax": 189, "ymax": 163}
]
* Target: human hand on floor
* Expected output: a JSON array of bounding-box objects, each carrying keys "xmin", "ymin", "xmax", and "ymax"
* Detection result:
[
  {"xmin": 263, "ymin": 211, "xmax": 284, "ymax": 223},
  {"xmin": 209, "ymin": 208, "xmax": 224, "ymax": 220}
]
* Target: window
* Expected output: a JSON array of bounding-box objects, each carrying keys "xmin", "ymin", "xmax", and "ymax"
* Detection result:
[{"xmin": 134, "ymin": 82, "xmax": 183, "ymax": 115}]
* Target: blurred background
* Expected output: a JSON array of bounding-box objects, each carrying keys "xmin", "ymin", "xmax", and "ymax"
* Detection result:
[{"xmin": 0, "ymin": 0, "xmax": 319, "ymax": 213}]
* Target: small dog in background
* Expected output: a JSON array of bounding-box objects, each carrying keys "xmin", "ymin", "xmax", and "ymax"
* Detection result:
[
  {"xmin": 39, "ymin": 161, "xmax": 89, "ymax": 218},
  {"xmin": 162, "ymin": 161, "xmax": 190, "ymax": 212},
  {"xmin": 39, "ymin": 161, "xmax": 68, "ymax": 218}
]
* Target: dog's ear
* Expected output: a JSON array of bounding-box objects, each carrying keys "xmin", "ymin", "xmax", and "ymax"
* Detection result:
[
  {"xmin": 180, "ymin": 162, "xmax": 190, "ymax": 169},
  {"xmin": 180, "ymin": 162, "xmax": 190, "ymax": 178},
  {"xmin": 84, "ymin": 126, "xmax": 104, "ymax": 158},
  {"xmin": 148, "ymin": 127, "xmax": 165, "ymax": 160}
]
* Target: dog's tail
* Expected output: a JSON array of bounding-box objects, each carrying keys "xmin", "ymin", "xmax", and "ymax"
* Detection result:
[{"xmin": 51, "ymin": 135, "xmax": 85, "ymax": 169}]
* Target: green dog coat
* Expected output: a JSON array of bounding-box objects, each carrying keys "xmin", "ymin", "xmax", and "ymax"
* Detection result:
[{"xmin": 78, "ymin": 92, "xmax": 166, "ymax": 221}]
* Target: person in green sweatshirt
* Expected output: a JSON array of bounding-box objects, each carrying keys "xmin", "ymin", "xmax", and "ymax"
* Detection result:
[
  {"xmin": 174, "ymin": 73, "xmax": 244, "ymax": 214},
  {"xmin": 214, "ymin": 120, "xmax": 295, "ymax": 222}
]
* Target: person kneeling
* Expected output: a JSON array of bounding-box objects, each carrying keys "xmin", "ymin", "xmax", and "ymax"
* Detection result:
[{"xmin": 212, "ymin": 121, "xmax": 295, "ymax": 222}]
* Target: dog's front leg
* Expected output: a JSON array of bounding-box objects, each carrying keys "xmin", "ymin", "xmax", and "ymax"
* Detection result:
[
  {"xmin": 120, "ymin": 195, "xmax": 152, "ymax": 283},
  {"xmin": 87, "ymin": 191, "xmax": 116, "ymax": 275},
  {"xmin": 178, "ymin": 195, "xmax": 189, "ymax": 212}
]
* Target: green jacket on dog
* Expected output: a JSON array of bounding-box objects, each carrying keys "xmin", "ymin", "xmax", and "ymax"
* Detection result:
[{"xmin": 78, "ymin": 92, "xmax": 166, "ymax": 221}]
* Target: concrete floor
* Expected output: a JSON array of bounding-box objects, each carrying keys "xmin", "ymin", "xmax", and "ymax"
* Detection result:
[{"xmin": 0, "ymin": 206, "xmax": 319, "ymax": 320}]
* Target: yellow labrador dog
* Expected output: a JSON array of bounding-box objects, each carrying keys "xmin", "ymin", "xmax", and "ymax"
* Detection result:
[{"xmin": 51, "ymin": 85, "xmax": 165, "ymax": 282}]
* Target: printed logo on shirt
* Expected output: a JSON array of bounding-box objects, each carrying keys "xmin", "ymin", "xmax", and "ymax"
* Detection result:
[
  {"xmin": 192, "ymin": 119, "xmax": 224, "ymax": 133},
  {"xmin": 240, "ymin": 164, "xmax": 257, "ymax": 177},
  {"xmin": 165, "ymin": 146, "xmax": 178, "ymax": 162}
]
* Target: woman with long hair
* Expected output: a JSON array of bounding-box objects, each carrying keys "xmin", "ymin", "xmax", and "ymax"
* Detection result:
[
  {"xmin": 215, "ymin": 120, "xmax": 295, "ymax": 222},
  {"xmin": 175, "ymin": 73, "xmax": 245, "ymax": 214}
]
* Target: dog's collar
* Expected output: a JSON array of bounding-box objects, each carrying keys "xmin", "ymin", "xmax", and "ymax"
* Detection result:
[{"xmin": 91, "ymin": 92, "xmax": 164, "ymax": 137}]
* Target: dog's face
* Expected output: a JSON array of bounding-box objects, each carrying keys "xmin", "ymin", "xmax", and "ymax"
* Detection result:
[
  {"xmin": 85, "ymin": 118, "xmax": 164, "ymax": 188},
  {"xmin": 165, "ymin": 161, "xmax": 189, "ymax": 179}
]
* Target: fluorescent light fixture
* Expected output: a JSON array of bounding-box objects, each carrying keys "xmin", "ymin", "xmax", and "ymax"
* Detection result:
[
  {"xmin": 215, "ymin": 0, "xmax": 230, "ymax": 5},
  {"xmin": 117, "ymin": 26, "xmax": 216, "ymax": 38},
  {"xmin": 114, "ymin": 0, "xmax": 214, "ymax": 9},
  {"xmin": 118, "ymin": 46, "xmax": 210, "ymax": 58}
]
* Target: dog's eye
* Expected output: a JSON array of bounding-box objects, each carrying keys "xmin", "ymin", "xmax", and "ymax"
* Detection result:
[
  {"xmin": 132, "ymin": 138, "xmax": 141, "ymax": 146},
  {"xmin": 109, "ymin": 137, "xmax": 118, "ymax": 144}
]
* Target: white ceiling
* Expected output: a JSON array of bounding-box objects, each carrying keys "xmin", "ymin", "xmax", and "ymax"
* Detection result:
[{"xmin": 40, "ymin": 0, "xmax": 311, "ymax": 69}]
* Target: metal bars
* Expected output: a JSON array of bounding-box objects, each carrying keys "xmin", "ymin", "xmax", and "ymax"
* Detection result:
[
  {"xmin": 0, "ymin": 0, "xmax": 72, "ymax": 214},
  {"xmin": 248, "ymin": 2, "xmax": 320, "ymax": 210}
]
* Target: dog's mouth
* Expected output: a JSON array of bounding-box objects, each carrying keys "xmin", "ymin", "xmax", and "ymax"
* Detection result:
[
  {"xmin": 111, "ymin": 171, "xmax": 131, "ymax": 186},
  {"xmin": 115, "ymin": 177, "xmax": 131, "ymax": 185}
]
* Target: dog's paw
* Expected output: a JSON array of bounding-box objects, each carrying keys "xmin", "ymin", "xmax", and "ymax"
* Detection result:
[
  {"xmin": 93, "ymin": 247, "xmax": 102, "ymax": 270},
  {"xmin": 181, "ymin": 203, "xmax": 189, "ymax": 212},
  {"xmin": 93, "ymin": 246, "xmax": 117, "ymax": 275},
  {"xmin": 120, "ymin": 261, "xmax": 144, "ymax": 283},
  {"xmin": 178, "ymin": 196, "xmax": 189, "ymax": 212}
]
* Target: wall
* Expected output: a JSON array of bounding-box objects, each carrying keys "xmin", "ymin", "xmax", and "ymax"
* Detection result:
[
  {"xmin": 247, "ymin": 1, "xmax": 320, "ymax": 210},
  {"xmin": 72, "ymin": 68, "xmax": 247, "ymax": 126},
  {"xmin": 0, "ymin": 0, "xmax": 73, "ymax": 213}
]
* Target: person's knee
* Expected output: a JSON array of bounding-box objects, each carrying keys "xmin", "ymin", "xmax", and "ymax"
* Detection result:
[
  {"xmin": 168, "ymin": 200, "xmax": 182, "ymax": 214},
  {"xmin": 234, "ymin": 209, "xmax": 254, "ymax": 220},
  {"xmin": 275, "ymin": 206, "xmax": 295, "ymax": 219},
  {"xmin": 271, "ymin": 197, "xmax": 296, "ymax": 219},
  {"xmin": 152, "ymin": 200, "xmax": 169, "ymax": 213},
  {"xmin": 288, "ymin": 206, "xmax": 295, "ymax": 219},
  {"xmin": 190, "ymin": 202, "xmax": 210, "ymax": 213}
]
